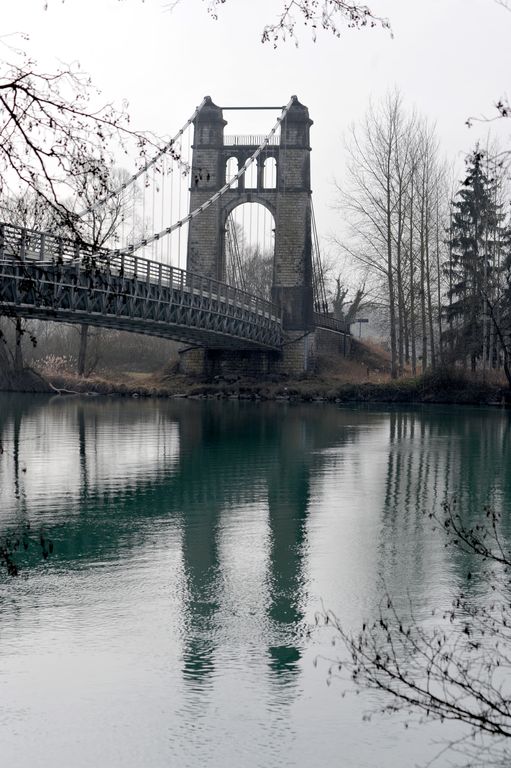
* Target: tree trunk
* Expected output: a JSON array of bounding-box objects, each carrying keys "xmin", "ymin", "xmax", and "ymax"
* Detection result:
[
  {"xmin": 403, "ymin": 304, "xmax": 410, "ymax": 365},
  {"xmin": 0, "ymin": 335, "xmax": 11, "ymax": 373},
  {"xmin": 425, "ymin": 225, "xmax": 436, "ymax": 370},
  {"xmin": 14, "ymin": 317, "xmax": 23, "ymax": 373},
  {"xmin": 489, "ymin": 305, "xmax": 511, "ymax": 388},
  {"xmin": 396, "ymin": 191, "xmax": 405, "ymax": 376},
  {"xmin": 78, "ymin": 324, "xmax": 89, "ymax": 376},
  {"xmin": 448, "ymin": 208, "xmax": 454, "ymax": 358},
  {"xmin": 409, "ymin": 178, "xmax": 417, "ymax": 376},
  {"xmin": 387, "ymin": 177, "xmax": 398, "ymax": 379},
  {"xmin": 435, "ymin": 196, "xmax": 443, "ymax": 365},
  {"xmin": 420, "ymin": 189, "xmax": 428, "ymax": 372}
]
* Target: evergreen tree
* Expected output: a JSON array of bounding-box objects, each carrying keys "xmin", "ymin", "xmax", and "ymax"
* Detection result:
[
  {"xmin": 444, "ymin": 149, "xmax": 509, "ymax": 371},
  {"xmin": 493, "ymin": 217, "xmax": 511, "ymax": 386}
]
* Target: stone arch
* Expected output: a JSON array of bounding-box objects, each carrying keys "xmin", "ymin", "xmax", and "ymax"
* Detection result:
[
  {"xmin": 222, "ymin": 194, "xmax": 276, "ymax": 223},
  {"xmin": 222, "ymin": 201, "xmax": 276, "ymax": 298}
]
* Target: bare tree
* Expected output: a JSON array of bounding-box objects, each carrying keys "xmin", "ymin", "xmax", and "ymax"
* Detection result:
[
  {"xmin": 413, "ymin": 121, "xmax": 445, "ymax": 372},
  {"xmin": 0, "ymin": 164, "xmax": 134, "ymax": 378},
  {"xmin": 0, "ymin": 190, "xmax": 58, "ymax": 373},
  {"xmin": 337, "ymin": 92, "xmax": 414, "ymax": 378},
  {"xmin": 66, "ymin": 165, "xmax": 135, "ymax": 376},
  {"xmin": 337, "ymin": 93, "xmax": 449, "ymax": 377},
  {"xmin": 331, "ymin": 276, "xmax": 366, "ymax": 324},
  {"xmin": 0, "ymin": 22, "xmax": 166, "ymax": 388},
  {"xmin": 241, "ymin": 247, "xmax": 273, "ymax": 301}
]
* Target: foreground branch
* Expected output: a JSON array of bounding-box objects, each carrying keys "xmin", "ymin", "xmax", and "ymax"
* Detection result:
[
  {"xmin": 321, "ymin": 500, "xmax": 511, "ymax": 766},
  {"xmin": 203, "ymin": 0, "xmax": 390, "ymax": 44}
]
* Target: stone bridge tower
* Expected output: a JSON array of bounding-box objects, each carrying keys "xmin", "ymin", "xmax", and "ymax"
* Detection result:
[{"xmin": 184, "ymin": 95, "xmax": 315, "ymax": 374}]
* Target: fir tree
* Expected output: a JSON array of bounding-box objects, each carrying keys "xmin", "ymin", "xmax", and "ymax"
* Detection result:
[{"xmin": 444, "ymin": 148, "xmax": 510, "ymax": 371}]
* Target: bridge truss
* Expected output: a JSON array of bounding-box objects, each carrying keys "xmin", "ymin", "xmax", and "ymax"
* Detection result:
[{"xmin": 0, "ymin": 223, "xmax": 282, "ymax": 350}]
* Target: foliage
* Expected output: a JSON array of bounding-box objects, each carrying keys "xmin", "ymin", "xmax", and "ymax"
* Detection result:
[
  {"xmin": 321, "ymin": 499, "xmax": 511, "ymax": 766},
  {"xmin": 445, "ymin": 149, "xmax": 511, "ymax": 380}
]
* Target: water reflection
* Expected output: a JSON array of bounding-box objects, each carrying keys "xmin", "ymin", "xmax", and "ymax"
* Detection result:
[
  {"xmin": 0, "ymin": 397, "xmax": 385, "ymax": 690},
  {"xmin": 0, "ymin": 396, "xmax": 510, "ymax": 767},
  {"xmin": 1, "ymin": 399, "xmax": 510, "ymax": 622},
  {"xmin": 377, "ymin": 407, "xmax": 511, "ymax": 598},
  {"xmin": 381, "ymin": 408, "xmax": 511, "ymax": 516}
]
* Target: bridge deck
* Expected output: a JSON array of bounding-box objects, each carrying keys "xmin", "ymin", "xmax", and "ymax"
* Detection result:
[{"xmin": 0, "ymin": 223, "xmax": 283, "ymax": 351}]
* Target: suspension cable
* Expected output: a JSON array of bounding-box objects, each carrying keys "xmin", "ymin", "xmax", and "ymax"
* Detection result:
[
  {"xmin": 226, "ymin": 214, "xmax": 247, "ymax": 292},
  {"xmin": 123, "ymin": 97, "xmax": 295, "ymax": 255},
  {"xmin": 311, "ymin": 198, "xmax": 329, "ymax": 314},
  {"xmin": 73, "ymin": 98, "xmax": 207, "ymax": 220}
]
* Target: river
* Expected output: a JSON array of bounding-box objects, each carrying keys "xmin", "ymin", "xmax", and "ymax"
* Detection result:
[{"xmin": 0, "ymin": 394, "xmax": 509, "ymax": 767}]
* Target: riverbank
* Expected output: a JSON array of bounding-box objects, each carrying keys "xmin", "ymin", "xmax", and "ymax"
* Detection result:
[
  {"xmin": 5, "ymin": 336, "xmax": 508, "ymax": 405},
  {"xmin": 41, "ymin": 367, "xmax": 508, "ymax": 406},
  {"xmin": 0, "ymin": 367, "xmax": 52, "ymax": 394}
]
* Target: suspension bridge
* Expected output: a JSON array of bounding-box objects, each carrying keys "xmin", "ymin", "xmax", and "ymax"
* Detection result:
[{"xmin": 0, "ymin": 96, "xmax": 349, "ymax": 374}]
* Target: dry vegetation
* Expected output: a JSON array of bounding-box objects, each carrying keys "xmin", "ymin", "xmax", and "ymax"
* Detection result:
[{"xmin": 37, "ymin": 337, "xmax": 508, "ymax": 406}]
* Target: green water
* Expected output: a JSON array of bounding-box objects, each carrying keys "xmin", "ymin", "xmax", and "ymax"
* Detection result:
[{"xmin": 0, "ymin": 394, "xmax": 509, "ymax": 767}]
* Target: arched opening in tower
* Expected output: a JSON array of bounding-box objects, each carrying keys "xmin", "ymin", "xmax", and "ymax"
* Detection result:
[
  {"xmin": 263, "ymin": 157, "xmax": 277, "ymax": 189},
  {"xmin": 224, "ymin": 202, "xmax": 275, "ymax": 300},
  {"xmin": 225, "ymin": 157, "xmax": 238, "ymax": 188}
]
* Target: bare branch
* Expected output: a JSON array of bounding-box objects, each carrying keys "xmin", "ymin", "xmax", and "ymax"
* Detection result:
[
  {"xmin": 201, "ymin": 0, "xmax": 390, "ymax": 45},
  {"xmin": 320, "ymin": 499, "xmax": 511, "ymax": 766},
  {"xmin": 0, "ymin": 38, "xmax": 162, "ymax": 238}
]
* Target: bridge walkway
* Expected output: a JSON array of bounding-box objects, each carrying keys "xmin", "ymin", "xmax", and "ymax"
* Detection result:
[{"xmin": 0, "ymin": 223, "xmax": 283, "ymax": 351}]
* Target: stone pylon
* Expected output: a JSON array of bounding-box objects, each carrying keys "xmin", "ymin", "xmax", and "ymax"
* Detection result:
[{"xmin": 183, "ymin": 95, "xmax": 316, "ymax": 375}]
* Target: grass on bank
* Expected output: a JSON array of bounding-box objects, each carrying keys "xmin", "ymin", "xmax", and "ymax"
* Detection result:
[{"xmin": 2, "ymin": 336, "xmax": 503, "ymax": 404}]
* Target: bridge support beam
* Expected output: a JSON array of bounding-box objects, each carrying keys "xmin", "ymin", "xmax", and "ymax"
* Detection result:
[
  {"xmin": 274, "ymin": 331, "xmax": 316, "ymax": 375},
  {"xmin": 271, "ymin": 98, "xmax": 314, "ymax": 333},
  {"xmin": 178, "ymin": 330, "xmax": 317, "ymax": 379},
  {"xmin": 179, "ymin": 347, "xmax": 275, "ymax": 378},
  {"xmin": 178, "ymin": 328, "xmax": 352, "ymax": 379}
]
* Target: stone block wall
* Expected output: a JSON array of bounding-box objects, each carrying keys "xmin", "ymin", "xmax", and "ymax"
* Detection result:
[
  {"xmin": 178, "ymin": 347, "xmax": 207, "ymax": 376},
  {"xmin": 178, "ymin": 328, "xmax": 351, "ymax": 379},
  {"xmin": 271, "ymin": 331, "xmax": 316, "ymax": 375},
  {"xmin": 315, "ymin": 327, "xmax": 351, "ymax": 357},
  {"xmin": 179, "ymin": 347, "xmax": 275, "ymax": 377},
  {"xmin": 182, "ymin": 96, "xmax": 319, "ymax": 376},
  {"xmin": 178, "ymin": 332, "xmax": 318, "ymax": 378}
]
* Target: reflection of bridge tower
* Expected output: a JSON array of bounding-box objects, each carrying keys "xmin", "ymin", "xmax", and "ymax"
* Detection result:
[
  {"xmin": 175, "ymin": 403, "xmax": 311, "ymax": 687},
  {"xmin": 184, "ymin": 96, "xmax": 315, "ymax": 375},
  {"xmin": 266, "ymin": 448, "xmax": 310, "ymax": 675}
]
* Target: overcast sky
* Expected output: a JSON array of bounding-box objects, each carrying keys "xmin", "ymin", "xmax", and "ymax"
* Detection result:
[{"xmin": 3, "ymin": 0, "xmax": 511, "ymax": 245}]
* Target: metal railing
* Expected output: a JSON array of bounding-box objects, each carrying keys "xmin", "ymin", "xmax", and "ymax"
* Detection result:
[
  {"xmin": 313, "ymin": 312, "xmax": 349, "ymax": 335},
  {"xmin": 0, "ymin": 222, "xmax": 281, "ymax": 323},
  {"xmin": 224, "ymin": 134, "xmax": 280, "ymax": 147},
  {"xmin": 0, "ymin": 222, "xmax": 283, "ymax": 349},
  {"xmin": 0, "ymin": 224, "xmax": 351, "ymax": 348}
]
